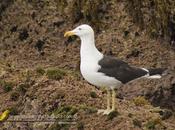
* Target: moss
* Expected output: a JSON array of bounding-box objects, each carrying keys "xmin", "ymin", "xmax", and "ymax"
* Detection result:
[
  {"xmin": 133, "ymin": 96, "xmax": 150, "ymax": 106},
  {"xmin": 1, "ymin": 80, "xmax": 13, "ymax": 92},
  {"xmin": 77, "ymin": 122, "xmax": 84, "ymax": 130},
  {"xmin": 10, "ymin": 92, "xmax": 20, "ymax": 101},
  {"xmin": 46, "ymin": 68, "xmax": 66, "ymax": 80},
  {"xmin": 36, "ymin": 67, "xmax": 45, "ymax": 76},
  {"xmin": 133, "ymin": 118, "xmax": 142, "ymax": 128},
  {"xmin": 107, "ymin": 110, "xmax": 120, "ymax": 120},
  {"xmin": 89, "ymin": 91, "xmax": 97, "ymax": 98}
]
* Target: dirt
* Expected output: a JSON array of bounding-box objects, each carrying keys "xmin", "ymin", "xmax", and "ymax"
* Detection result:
[{"xmin": 0, "ymin": 0, "xmax": 175, "ymax": 130}]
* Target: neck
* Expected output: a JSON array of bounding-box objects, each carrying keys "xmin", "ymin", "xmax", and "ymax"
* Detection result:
[{"xmin": 80, "ymin": 34, "xmax": 102, "ymax": 61}]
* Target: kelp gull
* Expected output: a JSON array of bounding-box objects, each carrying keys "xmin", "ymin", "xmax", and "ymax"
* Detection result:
[{"xmin": 64, "ymin": 24, "xmax": 166, "ymax": 115}]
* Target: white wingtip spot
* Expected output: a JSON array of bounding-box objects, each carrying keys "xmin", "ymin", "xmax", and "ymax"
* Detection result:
[{"xmin": 147, "ymin": 75, "xmax": 161, "ymax": 79}]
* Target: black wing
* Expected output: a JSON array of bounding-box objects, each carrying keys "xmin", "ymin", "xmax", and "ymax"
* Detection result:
[{"xmin": 98, "ymin": 56, "xmax": 148, "ymax": 84}]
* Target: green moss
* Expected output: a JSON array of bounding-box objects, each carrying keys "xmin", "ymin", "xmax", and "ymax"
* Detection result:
[
  {"xmin": 10, "ymin": 92, "xmax": 20, "ymax": 101},
  {"xmin": 133, "ymin": 96, "xmax": 150, "ymax": 106},
  {"xmin": 1, "ymin": 80, "xmax": 13, "ymax": 92},
  {"xmin": 107, "ymin": 110, "xmax": 119, "ymax": 120},
  {"xmin": 46, "ymin": 68, "xmax": 66, "ymax": 80},
  {"xmin": 36, "ymin": 67, "xmax": 45, "ymax": 75},
  {"xmin": 133, "ymin": 118, "xmax": 142, "ymax": 128},
  {"xmin": 89, "ymin": 91, "xmax": 97, "ymax": 98}
]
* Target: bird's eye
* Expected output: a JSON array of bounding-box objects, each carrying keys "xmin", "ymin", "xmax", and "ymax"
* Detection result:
[{"xmin": 78, "ymin": 28, "xmax": 82, "ymax": 30}]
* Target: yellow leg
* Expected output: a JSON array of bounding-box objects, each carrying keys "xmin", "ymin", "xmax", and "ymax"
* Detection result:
[
  {"xmin": 107, "ymin": 89, "xmax": 111, "ymax": 110},
  {"xmin": 112, "ymin": 89, "xmax": 116, "ymax": 111}
]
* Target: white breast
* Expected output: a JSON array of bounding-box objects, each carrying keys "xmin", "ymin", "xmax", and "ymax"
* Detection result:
[{"xmin": 80, "ymin": 57, "xmax": 122, "ymax": 89}]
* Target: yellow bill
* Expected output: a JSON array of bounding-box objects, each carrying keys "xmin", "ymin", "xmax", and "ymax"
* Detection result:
[{"xmin": 64, "ymin": 31, "xmax": 75, "ymax": 37}]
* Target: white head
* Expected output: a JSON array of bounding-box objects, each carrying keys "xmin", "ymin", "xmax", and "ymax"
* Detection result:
[{"xmin": 64, "ymin": 24, "xmax": 94, "ymax": 38}]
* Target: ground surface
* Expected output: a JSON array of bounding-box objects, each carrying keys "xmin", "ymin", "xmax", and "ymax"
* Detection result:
[{"xmin": 0, "ymin": 0, "xmax": 175, "ymax": 130}]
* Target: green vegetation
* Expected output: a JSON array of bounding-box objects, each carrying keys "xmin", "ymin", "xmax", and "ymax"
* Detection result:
[
  {"xmin": 133, "ymin": 96, "xmax": 150, "ymax": 106},
  {"xmin": 36, "ymin": 67, "xmax": 45, "ymax": 76},
  {"xmin": 89, "ymin": 91, "xmax": 97, "ymax": 98},
  {"xmin": 0, "ymin": 80, "xmax": 13, "ymax": 92},
  {"xmin": 107, "ymin": 110, "xmax": 120, "ymax": 120},
  {"xmin": 46, "ymin": 68, "xmax": 66, "ymax": 80}
]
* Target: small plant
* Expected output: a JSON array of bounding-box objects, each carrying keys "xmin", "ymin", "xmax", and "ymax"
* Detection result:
[
  {"xmin": 89, "ymin": 91, "xmax": 97, "ymax": 98},
  {"xmin": 46, "ymin": 68, "xmax": 66, "ymax": 80},
  {"xmin": 10, "ymin": 92, "xmax": 20, "ymax": 101},
  {"xmin": 133, "ymin": 96, "xmax": 150, "ymax": 106},
  {"xmin": 133, "ymin": 118, "xmax": 142, "ymax": 128},
  {"xmin": 36, "ymin": 67, "xmax": 45, "ymax": 75},
  {"xmin": 107, "ymin": 110, "xmax": 119, "ymax": 120}
]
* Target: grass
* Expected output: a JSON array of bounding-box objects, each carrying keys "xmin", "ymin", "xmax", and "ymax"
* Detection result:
[
  {"xmin": 133, "ymin": 96, "xmax": 150, "ymax": 106},
  {"xmin": 46, "ymin": 68, "xmax": 66, "ymax": 80}
]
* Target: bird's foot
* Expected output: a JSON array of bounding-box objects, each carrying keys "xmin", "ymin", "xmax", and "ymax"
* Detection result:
[{"xmin": 97, "ymin": 109, "xmax": 114, "ymax": 115}]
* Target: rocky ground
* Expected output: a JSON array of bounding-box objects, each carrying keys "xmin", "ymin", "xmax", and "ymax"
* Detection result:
[{"xmin": 0, "ymin": 0, "xmax": 175, "ymax": 130}]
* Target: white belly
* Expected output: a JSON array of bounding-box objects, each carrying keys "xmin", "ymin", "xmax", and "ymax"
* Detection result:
[{"xmin": 80, "ymin": 63, "xmax": 122, "ymax": 89}]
